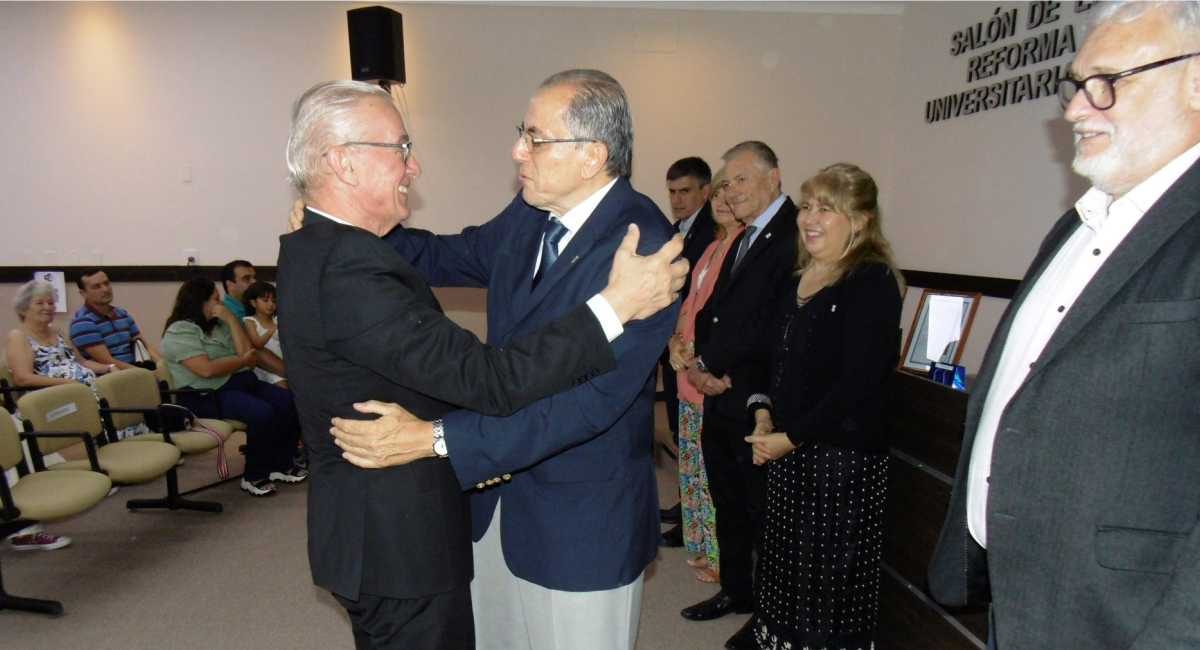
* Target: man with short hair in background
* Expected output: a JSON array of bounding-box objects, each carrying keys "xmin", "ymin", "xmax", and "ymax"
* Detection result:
[
  {"xmin": 220, "ymin": 259, "xmax": 256, "ymax": 319},
  {"xmin": 929, "ymin": 2, "xmax": 1200, "ymax": 647},
  {"xmin": 69, "ymin": 268, "xmax": 163, "ymax": 370},
  {"xmin": 659, "ymin": 156, "xmax": 716, "ymax": 546}
]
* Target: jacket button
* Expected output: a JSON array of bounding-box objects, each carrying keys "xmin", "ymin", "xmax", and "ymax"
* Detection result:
[{"xmin": 712, "ymin": 316, "xmax": 719, "ymax": 323}]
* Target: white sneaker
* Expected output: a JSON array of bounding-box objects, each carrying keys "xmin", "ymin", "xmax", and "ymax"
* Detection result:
[
  {"xmin": 269, "ymin": 466, "xmax": 309, "ymax": 484},
  {"xmin": 239, "ymin": 478, "xmax": 277, "ymax": 496}
]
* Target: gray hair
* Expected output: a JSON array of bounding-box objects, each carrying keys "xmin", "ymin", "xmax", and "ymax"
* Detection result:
[
  {"xmin": 722, "ymin": 140, "xmax": 780, "ymax": 171},
  {"xmin": 539, "ymin": 69, "xmax": 633, "ymax": 178},
  {"xmin": 1091, "ymin": 1, "xmax": 1200, "ymax": 35},
  {"xmin": 286, "ymin": 80, "xmax": 395, "ymax": 195},
  {"xmin": 12, "ymin": 280, "xmax": 56, "ymax": 321}
]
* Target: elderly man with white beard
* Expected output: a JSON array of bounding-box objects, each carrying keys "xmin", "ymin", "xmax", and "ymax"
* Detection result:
[{"xmin": 929, "ymin": 2, "xmax": 1200, "ymax": 648}]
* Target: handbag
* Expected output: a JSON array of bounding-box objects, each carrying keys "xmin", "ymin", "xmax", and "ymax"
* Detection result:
[{"xmin": 132, "ymin": 339, "xmax": 157, "ymax": 371}]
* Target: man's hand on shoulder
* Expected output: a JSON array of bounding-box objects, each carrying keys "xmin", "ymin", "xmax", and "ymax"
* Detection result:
[
  {"xmin": 331, "ymin": 400, "xmax": 436, "ymax": 468},
  {"xmin": 601, "ymin": 224, "xmax": 689, "ymax": 323}
]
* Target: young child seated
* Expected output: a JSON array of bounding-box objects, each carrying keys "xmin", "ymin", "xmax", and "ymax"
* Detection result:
[{"xmin": 241, "ymin": 281, "xmax": 287, "ymax": 389}]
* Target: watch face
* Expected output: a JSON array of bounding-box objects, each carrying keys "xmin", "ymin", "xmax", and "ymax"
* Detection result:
[{"xmin": 434, "ymin": 439, "xmax": 448, "ymax": 457}]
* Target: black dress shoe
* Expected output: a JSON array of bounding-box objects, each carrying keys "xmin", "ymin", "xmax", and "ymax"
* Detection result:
[
  {"xmin": 680, "ymin": 590, "xmax": 753, "ymax": 621},
  {"xmin": 660, "ymin": 503, "xmax": 681, "ymax": 524},
  {"xmin": 659, "ymin": 524, "xmax": 683, "ymax": 547},
  {"xmin": 725, "ymin": 616, "xmax": 757, "ymax": 650}
]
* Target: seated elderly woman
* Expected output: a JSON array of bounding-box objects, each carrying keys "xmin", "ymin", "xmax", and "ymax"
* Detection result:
[
  {"xmin": 6, "ymin": 279, "xmax": 115, "ymax": 390},
  {"xmin": 4, "ymin": 279, "xmax": 117, "ymax": 552},
  {"xmin": 161, "ymin": 277, "xmax": 305, "ymax": 497}
]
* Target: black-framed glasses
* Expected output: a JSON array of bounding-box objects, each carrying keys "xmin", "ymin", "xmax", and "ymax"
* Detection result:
[
  {"xmin": 515, "ymin": 124, "xmax": 596, "ymax": 149},
  {"xmin": 1058, "ymin": 51, "xmax": 1200, "ymax": 110},
  {"xmin": 339, "ymin": 140, "xmax": 414, "ymax": 162}
]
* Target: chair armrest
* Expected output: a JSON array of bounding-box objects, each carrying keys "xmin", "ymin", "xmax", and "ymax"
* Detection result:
[
  {"xmin": 0, "ymin": 382, "xmax": 38, "ymax": 412},
  {"xmin": 19, "ymin": 429, "xmax": 104, "ymax": 473}
]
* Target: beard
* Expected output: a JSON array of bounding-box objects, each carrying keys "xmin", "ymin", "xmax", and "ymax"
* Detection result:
[{"xmin": 1072, "ymin": 139, "xmax": 1125, "ymax": 195}]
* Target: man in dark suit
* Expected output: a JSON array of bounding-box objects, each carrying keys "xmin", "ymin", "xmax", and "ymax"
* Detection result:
[
  {"xmin": 678, "ymin": 141, "xmax": 799, "ymax": 649},
  {"xmin": 329, "ymin": 70, "xmax": 679, "ymax": 650},
  {"xmin": 276, "ymin": 80, "xmax": 685, "ymax": 650},
  {"xmin": 659, "ymin": 156, "xmax": 716, "ymax": 544},
  {"xmin": 929, "ymin": 3, "xmax": 1200, "ymax": 647}
]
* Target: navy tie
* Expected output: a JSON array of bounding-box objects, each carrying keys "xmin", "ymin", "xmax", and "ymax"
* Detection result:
[
  {"xmin": 731, "ymin": 225, "xmax": 757, "ymax": 272},
  {"xmin": 532, "ymin": 217, "xmax": 569, "ymax": 289}
]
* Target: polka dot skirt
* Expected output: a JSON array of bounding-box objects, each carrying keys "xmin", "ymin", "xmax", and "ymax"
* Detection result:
[{"xmin": 753, "ymin": 442, "xmax": 888, "ymax": 650}]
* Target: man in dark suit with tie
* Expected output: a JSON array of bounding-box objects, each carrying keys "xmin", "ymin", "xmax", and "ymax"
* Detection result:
[
  {"xmin": 679, "ymin": 141, "xmax": 799, "ymax": 650},
  {"xmin": 276, "ymin": 79, "xmax": 685, "ymax": 650},
  {"xmin": 929, "ymin": 3, "xmax": 1200, "ymax": 647},
  {"xmin": 659, "ymin": 156, "xmax": 716, "ymax": 544},
  {"xmin": 328, "ymin": 69, "xmax": 679, "ymax": 650}
]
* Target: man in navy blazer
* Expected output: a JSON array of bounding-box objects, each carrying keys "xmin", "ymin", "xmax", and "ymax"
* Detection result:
[
  {"xmin": 332, "ymin": 70, "xmax": 678, "ymax": 650},
  {"xmin": 930, "ymin": 3, "xmax": 1200, "ymax": 647}
]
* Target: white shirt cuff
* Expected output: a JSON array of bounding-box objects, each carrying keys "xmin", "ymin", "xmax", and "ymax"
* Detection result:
[{"xmin": 586, "ymin": 294, "xmax": 624, "ymax": 342}]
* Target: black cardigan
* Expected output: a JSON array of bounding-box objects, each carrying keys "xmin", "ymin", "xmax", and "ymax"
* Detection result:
[{"xmin": 760, "ymin": 262, "xmax": 902, "ymax": 453}]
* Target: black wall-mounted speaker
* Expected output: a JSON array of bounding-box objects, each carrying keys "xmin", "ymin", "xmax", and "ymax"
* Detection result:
[{"xmin": 347, "ymin": 6, "xmax": 405, "ymax": 84}]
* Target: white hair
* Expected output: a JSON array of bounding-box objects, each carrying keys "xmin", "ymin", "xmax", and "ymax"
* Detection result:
[
  {"xmin": 1091, "ymin": 1, "xmax": 1200, "ymax": 37},
  {"xmin": 12, "ymin": 280, "xmax": 56, "ymax": 321},
  {"xmin": 286, "ymin": 80, "xmax": 395, "ymax": 195}
]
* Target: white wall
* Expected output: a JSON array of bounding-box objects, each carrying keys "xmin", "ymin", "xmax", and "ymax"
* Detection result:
[
  {"xmin": 0, "ymin": 1, "xmax": 901, "ymax": 267},
  {"xmin": 2, "ymin": 1, "xmax": 1108, "ymax": 379}
]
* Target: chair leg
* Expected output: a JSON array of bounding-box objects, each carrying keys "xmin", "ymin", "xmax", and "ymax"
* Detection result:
[
  {"xmin": 0, "ymin": 558, "xmax": 64, "ymax": 616},
  {"xmin": 126, "ymin": 468, "xmax": 222, "ymax": 513}
]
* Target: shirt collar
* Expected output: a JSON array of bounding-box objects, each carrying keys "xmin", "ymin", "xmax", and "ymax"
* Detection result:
[
  {"xmin": 678, "ymin": 205, "xmax": 702, "ymax": 235},
  {"xmin": 306, "ymin": 205, "xmax": 353, "ymax": 227},
  {"xmin": 1075, "ymin": 140, "xmax": 1200, "ymax": 231},
  {"xmin": 748, "ymin": 193, "xmax": 788, "ymax": 232},
  {"xmin": 553, "ymin": 177, "xmax": 619, "ymax": 233}
]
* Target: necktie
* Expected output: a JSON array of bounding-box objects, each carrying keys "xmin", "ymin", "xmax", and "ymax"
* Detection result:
[
  {"xmin": 731, "ymin": 225, "xmax": 757, "ymax": 272},
  {"xmin": 532, "ymin": 217, "xmax": 569, "ymax": 289}
]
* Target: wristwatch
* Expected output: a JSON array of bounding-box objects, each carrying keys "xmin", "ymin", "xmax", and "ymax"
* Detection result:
[{"xmin": 431, "ymin": 419, "xmax": 448, "ymax": 458}]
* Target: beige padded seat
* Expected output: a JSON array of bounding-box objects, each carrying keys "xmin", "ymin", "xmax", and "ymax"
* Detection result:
[
  {"xmin": 95, "ymin": 368, "xmax": 229, "ymax": 455},
  {"xmin": 0, "ymin": 406, "xmax": 110, "ymax": 616},
  {"xmin": 16, "ymin": 382, "xmax": 221, "ymax": 513},
  {"xmin": 17, "ymin": 382, "xmax": 181, "ymax": 484},
  {"xmin": 1, "ymin": 407, "xmax": 111, "ymax": 519}
]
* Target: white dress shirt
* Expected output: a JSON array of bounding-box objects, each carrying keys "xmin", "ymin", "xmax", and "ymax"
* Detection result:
[
  {"xmin": 677, "ymin": 205, "xmax": 702, "ymax": 238},
  {"xmin": 967, "ymin": 141, "xmax": 1200, "ymax": 547},
  {"xmin": 534, "ymin": 177, "xmax": 624, "ymax": 342}
]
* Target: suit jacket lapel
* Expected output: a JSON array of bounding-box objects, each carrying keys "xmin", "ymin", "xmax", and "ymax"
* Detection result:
[
  {"xmin": 514, "ymin": 178, "xmax": 633, "ymax": 325},
  {"xmin": 721, "ymin": 197, "xmax": 796, "ymax": 289},
  {"xmin": 963, "ymin": 211, "xmax": 1079, "ymax": 430},
  {"xmin": 1030, "ymin": 161, "xmax": 1200, "ymax": 377}
]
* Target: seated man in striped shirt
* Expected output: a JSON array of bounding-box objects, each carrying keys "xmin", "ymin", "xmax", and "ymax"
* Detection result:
[{"xmin": 69, "ymin": 269, "xmax": 163, "ymax": 371}]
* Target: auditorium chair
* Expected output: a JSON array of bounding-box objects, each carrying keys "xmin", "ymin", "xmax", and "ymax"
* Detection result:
[
  {"xmin": 0, "ymin": 406, "xmax": 111, "ymax": 616},
  {"xmin": 96, "ymin": 368, "xmax": 236, "ymax": 495},
  {"xmin": 17, "ymin": 383, "xmax": 220, "ymax": 513}
]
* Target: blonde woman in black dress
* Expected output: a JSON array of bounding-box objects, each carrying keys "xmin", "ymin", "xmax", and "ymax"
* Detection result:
[{"xmin": 743, "ymin": 163, "xmax": 903, "ymax": 650}]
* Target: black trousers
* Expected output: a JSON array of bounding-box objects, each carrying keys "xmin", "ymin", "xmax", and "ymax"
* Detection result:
[
  {"xmin": 659, "ymin": 354, "xmax": 680, "ymax": 435},
  {"xmin": 701, "ymin": 408, "xmax": 766, "ymax": 603},
  {"xmin": 334, "ymin": 586, "xmax": 474, "ymax": 650}
]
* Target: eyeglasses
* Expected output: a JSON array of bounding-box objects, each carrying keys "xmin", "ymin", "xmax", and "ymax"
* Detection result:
[
  {"xmin": 339, "ymin": 140, "xmax": 414, "ymax": 162},
  {"xmin": 515, "ymin": 124, "xmax": 596, "ymax": 149},
  {"xmin": 1058, "ymin": 51, "xmax": 1200, "ymax": 110}
]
